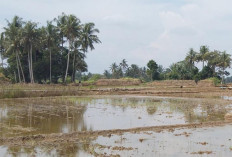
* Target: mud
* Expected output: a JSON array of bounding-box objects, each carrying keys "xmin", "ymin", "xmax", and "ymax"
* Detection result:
[
  {"xmin": 0, "ymin": 121, "xmax": 231, "ymax": 147},
  {"xmin": 1, "ymin": 87, "xmax": 232, "ymax": 156}
]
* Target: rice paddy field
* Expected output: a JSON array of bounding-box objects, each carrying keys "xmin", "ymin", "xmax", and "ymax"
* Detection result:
[{"xmin": 0, "ymin": 83, "xmax": 232, "ymax": 156}]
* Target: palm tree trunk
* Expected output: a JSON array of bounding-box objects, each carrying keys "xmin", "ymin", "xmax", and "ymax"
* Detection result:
[
  {"xmin": 50, "ymin": 48, "xmax": 52, "ymax": 83},
  {"xmin": 222, "ymin": 68, "xmax": 225, "ymax": 85},
  {"xmin": 72, "ymin": 53, "xmax": 76, "ymax": 82},
  {"xmin": 17, "ymin": 51, "xmax": 25, "ymax": 83},
  {"xmin": 14, "ymin": 71, "xmax": 17, "ymax": 83},
  {"xmin": 15, "ymin": 51, "xmax": 21, "ymax": 83},
  {"xmin": 28, "ymin": 50, "xmax": 32, "ymax": 83},
  {"xmin": 30, "ymin": 44, "xmax": 34, "ymax": 83},
  {"xmin": 203, "ymin": 61, "xmax": 204, "ymax": 69},
  {"xmin": 65, "ymin": 51, "xmax": 70, "ymax": 83},
  {"xmin": 1, "ymin": 52, "xmax": 3, "ymax": 68},
  {"xmin": 73, "ymin": 69, "xmax": 76, "ymax": 83},
  {"xmin": 65, "ymin": 41, "xmax": 71, "ymax": 83}
]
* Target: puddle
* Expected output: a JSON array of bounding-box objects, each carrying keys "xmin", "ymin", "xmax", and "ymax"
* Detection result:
[
  {"xmin": 222, "ymin": 96, "xmax": 232, "ymax": 100},
  {"xmin": 0, "ymin": 96, "xmax": 231, "ymax": 137},
  {"xmin": 94, "ymin": 125, "xmax": 232, "ymax": 157}
]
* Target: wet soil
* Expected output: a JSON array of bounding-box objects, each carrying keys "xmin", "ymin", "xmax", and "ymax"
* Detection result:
[{"xmin": 0, "ymin": 86, "xmax": 232, "ymax": 156}]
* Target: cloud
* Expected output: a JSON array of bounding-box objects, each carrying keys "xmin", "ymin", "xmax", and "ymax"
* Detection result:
[{"xmin": 1, "ymin": 0, "xmax": 232, "ymax": 73}]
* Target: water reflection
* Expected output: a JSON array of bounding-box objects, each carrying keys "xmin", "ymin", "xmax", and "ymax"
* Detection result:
[
  {"xmin": 0, "ymin": 97, "xmax": 231, "ymax": 137},
  {"xmin": 0, "ymin": 96, "xmax": 232, "ymax": 156},
  {"xmin": 0, "ymin": 98, "xmax": 88, "ymax": 137},
  {"xmin": 1, "ymin": 142, "xmax": 93, "ymax": 157}
]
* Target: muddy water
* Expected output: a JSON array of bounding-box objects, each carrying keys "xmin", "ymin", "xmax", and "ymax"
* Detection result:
[
  {"xmin": 0, "ymin": 96, "xmax": 232, "ymax": 156},
  {"xmin": 94, "ymin": 125, "xmax": 232, "ymax": 157},
  {"xmin": 1, "ymin": 125, "xmax": 232, "ymax": 157},
  {"xmin": 0, "ymin": 144, "xmax": 93, "ymax": 157},
  {"xmin": 0, "ymin": 96, "xmax": 231, "ymax": 137}
]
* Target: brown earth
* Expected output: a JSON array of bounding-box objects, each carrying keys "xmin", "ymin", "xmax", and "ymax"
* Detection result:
[
  {"xmin": 150, "ymin": 80, "xmax": 214, "ymax": 87},
  {"xmin": 0, "ymin": 121, "xmax": 231, "ymax": 147},
  {"xmin": 95, "ymin": 78, "xmax": 142, "ymax": 86},
  {"xmin": 1, "ymin": 82, "xmax": 232, "ymax": 154}
]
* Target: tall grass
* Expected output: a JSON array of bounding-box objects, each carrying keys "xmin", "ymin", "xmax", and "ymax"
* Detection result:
[{"xmin": 0, "ymin": 88, "xmax": 26, "ymax": 98}]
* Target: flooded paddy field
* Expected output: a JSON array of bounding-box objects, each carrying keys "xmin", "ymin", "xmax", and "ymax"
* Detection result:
[{"xmin": 0, "ymin": 95, "xmax": 232, "ymax": 156}]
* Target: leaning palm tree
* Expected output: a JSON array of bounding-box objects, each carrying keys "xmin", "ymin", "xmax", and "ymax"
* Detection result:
[
  {"xmin": 44, "ymin": 21, "xmax": 58, "ymax": 83},
  {"xmin": 62, "ymin": 14, "xmax": 81, "ymax": 83},
  {"xmin": 21, "ymin": 21, "xmax": 38, "ymax": 83},
  {"xmin": 4, "ymin": 16, "xmax": 25, "ymax": 83}
]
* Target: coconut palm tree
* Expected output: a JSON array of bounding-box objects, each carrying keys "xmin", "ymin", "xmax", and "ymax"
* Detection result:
[
  {"xmin": 71, "ymin": 40, "xmax": 86, "ymax": 82},
  {"xmin": 119, "ymin": 59, "xmax": 128, "ymax": 76},
  {"xmin": 44, "ymin": 21, "xmax": 58, "ymax": 83},
  {"xmin": 197, "ymin": 45, "xmax": 209, "ymax": 69},
  {"xmin": 62, "ymin": 14, "xmax": 81, "ymax": 83},
  {"xmin": 80, "ymin": 23, "xmax": 101, "ymax": 52},
  {"xmin": 69, "ymin": 22, "xmax": 100, "ymax": 82},
  {"xmin": 110, "ymin": 62, "xmax": 118, "ymax": 78},
  {"xmin": 217, "ymin": 51, "xmax": 231, "ymax": 84},
  {"xmin": 185, "ymin": 48, "xmax": 196, "ymax": 70},
  {"xmin": 21, "ymin": 21, "xmax": 38, "ymax": 83},
  {"xmin": 55, "ymin": 13, "xmax": 67, "ymax": 50},
  {"xmin": 4, "ymin": 16, "xmax": 25, "ymax": 83}
]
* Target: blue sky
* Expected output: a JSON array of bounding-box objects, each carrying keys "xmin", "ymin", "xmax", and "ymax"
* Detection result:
[{"xmin": 1, "ymin": 0, "xmax": 232, "ymax": 73}]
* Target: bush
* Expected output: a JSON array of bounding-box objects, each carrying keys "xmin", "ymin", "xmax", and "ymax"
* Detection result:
[
  {"xmin": 89, "ymin": 74, "xmax": 102, "ymax": 81},
  {"xmin": 207, "ymin": 77, "xmax": 221, "ymax": 86}
]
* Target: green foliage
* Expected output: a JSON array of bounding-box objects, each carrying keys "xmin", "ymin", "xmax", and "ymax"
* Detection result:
[
  {"xmin": 207, "ymin": 77, "xmax": 221, "ymax": 86},
  {"xmin": 166, "ymin": 61, "xmax": 195, "ymax": 80},
  {"xmin": 0, "ymin": 14, "xmax": 100, "ymax": 84},
  {"xmin": 147, "ymin": 60, "xmax": 159, "ymax": 81},
  {"xmin": 199, "ymin": 66, "xmax": 214, "ymax": 79},
  {"xmin": 89, "ymin": 74, "xmax": 102, "ymax": 81}
]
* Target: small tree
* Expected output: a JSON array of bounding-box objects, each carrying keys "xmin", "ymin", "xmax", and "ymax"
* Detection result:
[{"xmin": 147, "ymin": 60, "xmax": 159, "ymax": 81}]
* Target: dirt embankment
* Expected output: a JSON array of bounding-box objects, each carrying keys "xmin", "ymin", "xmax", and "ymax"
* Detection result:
[
  {"xmin": 150, "ymin": 80, "xmax": 214, "ymax": 87},
  {"xmin": 96, "ymin": 79, "xmax": 142, "ymax": 86},
  {"xmin": 0, "ymin": 121, "xmax": 230, "ymax": 147}
]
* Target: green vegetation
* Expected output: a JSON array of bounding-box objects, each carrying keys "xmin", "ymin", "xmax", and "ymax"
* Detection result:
[
  {"xmin": 104, "ymin": 46, "xmax": 231, "ymax": 84},
  {"xmin": 207, "ymin": 77, "xmax": 221, "ymax": 86},
  {"xmin": 0, "ymin": 14, "xmax": 231, "ymax": 85},
  {"xmin": 0, "ymin": 14, "xmax": 100, "ymax": 84}
]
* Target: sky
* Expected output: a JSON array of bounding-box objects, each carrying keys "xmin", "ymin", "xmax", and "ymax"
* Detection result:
[{"xmin": 1, "ymin": 0, "xmax": 232, "ymax": 74}]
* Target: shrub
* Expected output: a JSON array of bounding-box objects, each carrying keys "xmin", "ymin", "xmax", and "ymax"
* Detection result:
[{"xmin": 207, "ymin": 77, "xmax": 221, "ymax": 86}]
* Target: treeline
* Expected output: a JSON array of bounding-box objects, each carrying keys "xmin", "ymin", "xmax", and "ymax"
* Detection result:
[
  {"xmin": 103, "ymin": 46, "xmax": 231, "ymax": 83},
  {"xmin": 0, "ymin": 13, "xmax": 100, "ymax": 83}
]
